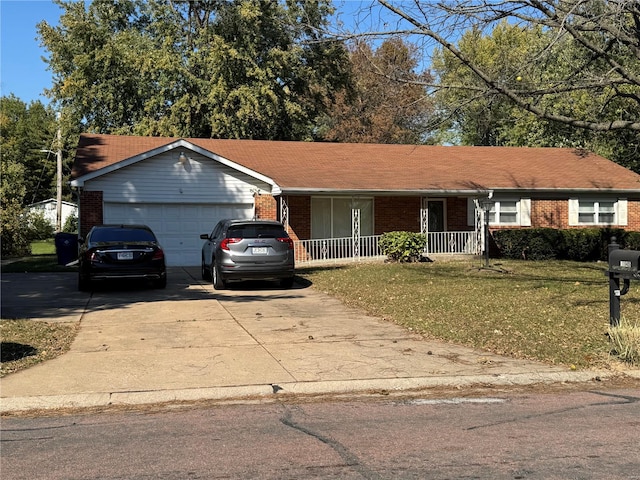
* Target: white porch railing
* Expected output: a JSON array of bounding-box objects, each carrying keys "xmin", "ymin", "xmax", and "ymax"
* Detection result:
[
  {"xmin": 294, "ymin": 231, "xmax": 479, "ymax": 265},
  {"xmin": 426, "ymin": 231, "xmax": 480, "ymax": 255}
]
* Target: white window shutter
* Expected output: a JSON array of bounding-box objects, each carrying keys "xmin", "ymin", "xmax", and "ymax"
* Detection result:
[
  {"xmin": 520, "ymin": 198, "xmax": 531, "ymax": 226},
  {"xmin": 617, "ymin": 198, "xmax": 628, "ymax": 226},
  {"xmin": 568, "ymin": 198, "xmax": 579, "ymax": 226},
  {"xmin": 467, "ymin": 198, "xmax": 476, "ymax": 226}
]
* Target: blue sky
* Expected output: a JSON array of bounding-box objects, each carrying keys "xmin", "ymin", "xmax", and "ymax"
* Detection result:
[
  {"xmin": 1, "ymin": 0, "xmax": 63, "ymax": 104},
  {"xmin": 0, "ymin": 1, "xmax": 393, "ymax": 106}
]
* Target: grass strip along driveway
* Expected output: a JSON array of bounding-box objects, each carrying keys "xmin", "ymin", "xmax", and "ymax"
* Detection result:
[{"xmin": 298, "ymin": 260, "xmax": 640, "ymax": 370}]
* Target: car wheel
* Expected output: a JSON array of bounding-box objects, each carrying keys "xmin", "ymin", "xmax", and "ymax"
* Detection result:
[
  {"xmin": 154, "ymin": 276, "xmax": 167, "ymax": 289},
  {"xmin": 212, "ymin": 262, "xmax": 226, "ymax": 290},
  {"xmin": 280, "ymin": 276, "xmax": 294, "ymax": 289},
  {"xmin": 201, "ymin": 257, "xmax": 211, "ymax": 281},
  {"xmin": 78, "ymin": 273, "xmax": 90, "ymax": 292}
]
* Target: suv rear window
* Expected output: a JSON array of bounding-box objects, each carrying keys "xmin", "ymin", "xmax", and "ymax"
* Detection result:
[
  {"xmin": 91, "ymin": 228, "xmax": 156, "ymax": 242},
  {"xmin": 227, "ymin": 225, "xmax": 287, "ymax": 239}
]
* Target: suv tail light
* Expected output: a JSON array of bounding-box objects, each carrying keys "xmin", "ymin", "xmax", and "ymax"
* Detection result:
[
  {"xmin": 152, "ymin": 248, "xmax": 165, "ymax": 260},
  {"xmin": 221, "ymin": 238, "xmax": 241, "ymax": 250},
  {"xmin": 277, "ymin": 237, "xmax": 294, "ymax": 250}
]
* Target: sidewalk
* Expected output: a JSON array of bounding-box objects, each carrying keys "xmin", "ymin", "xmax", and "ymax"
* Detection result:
[{"xmin": 0, "ymin": 268, "xmax": 623, "ymax": 413}]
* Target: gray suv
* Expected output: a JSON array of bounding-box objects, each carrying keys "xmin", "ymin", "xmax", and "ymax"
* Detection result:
[{"xmin": 200, "ymin": 219, "xmax": 295, "ymax": 289}]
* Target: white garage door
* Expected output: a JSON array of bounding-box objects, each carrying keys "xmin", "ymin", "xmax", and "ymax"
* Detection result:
[{"xmin": 104, "ymin": 203, "xmax": 254, "ymax": 266}]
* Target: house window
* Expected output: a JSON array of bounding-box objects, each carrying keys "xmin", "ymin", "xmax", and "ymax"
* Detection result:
[
  {"xmin": 578, "ymin": 200, "xmax": 616, "ymax": 224},
  {"xmin": 489, "ymin": 200, "xmax": 519, "ymax": 225},
  {"xmin": 311, "ymin": 197, "xmax": 373, "ymax": 239},
  {"xmin": 569, "ymin": 198, "xmax": 627, "ymax": 226}
]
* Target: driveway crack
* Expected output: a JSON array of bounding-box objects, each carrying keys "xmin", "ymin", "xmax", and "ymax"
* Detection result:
[{"xmin": 280, "ymin": 408, "xmax": 382, "ymax": 480}]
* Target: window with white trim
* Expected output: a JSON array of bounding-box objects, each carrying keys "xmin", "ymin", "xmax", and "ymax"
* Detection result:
[
  {"xmin": 488, "ymin": 199, "xmax": 531, "ymax": 226},
  {"xmin": 574, "ymin": 199, "xmax": 618, "ymax": 225},
  {"xmin": 467, "ymin": 198, "xmax": 531, "ymax": 227},
  {"xmin": 569, "ymin": 198, "xmax": 627, "ymax": 226},
  {"xmin": 490, "ymin": 200, "xmax": 518, "ymax": 225}
]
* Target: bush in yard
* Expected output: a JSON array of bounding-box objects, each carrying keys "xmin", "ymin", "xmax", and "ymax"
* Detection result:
[
  {"xmin": 27, "ymin": 210, "xmax": 55, "ymax": 241},
  {"xmin": 563, "ymin": 228, "xmax": 602, "ymax": 261},
  {"xmin": 63, "ymin": 213, "xmax": 78, "ymax": 233},
  {"xmin": 490, "ymin": 229, "xmax": 529, "ymax": 259},
  {"xmin": 623, "ymin": 231, "xmax": 640, "ymax": 250},
  {"xmin": 493, "ymin": 227, "xmax": 640, "ymax": 262},
  {"xmin": 608, "ymin": 317, "xmax": 640, "ymax": 366},
  {"xmin": 378, "ymin": 231, "xmax": 427, "ymax": 262},
  {"xmin": 492, "ymin": 228, "xmax": 562, "ymax": 260},
  {"xmin": 0, "ymin": 161, "xmax": 30, "ymax": 257}
]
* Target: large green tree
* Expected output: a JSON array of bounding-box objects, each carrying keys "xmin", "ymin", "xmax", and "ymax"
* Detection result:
[
  {"xmin": 38, "ymin": 0, "xmax": 351, "ymax": 140},
  {"xmin": 0, "ymin": 95, "xmax": 59, "ymax": 205},
  {"xmin": 369, "ymin": 0, "xmax": 640, "ymax": 167},
  {"xmin": 317, "ymin": 38, "xmax": 434, "ymax": 144},
  {"xmin": 0, "ymin": 96, "xmax": 61, "ymax": 255},
  {"xmin": 431, "ymin": 20, "xmax": 640, "ymax": 169}
]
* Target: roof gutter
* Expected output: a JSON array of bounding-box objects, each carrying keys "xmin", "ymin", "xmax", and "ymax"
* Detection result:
[{"xmin": 279, "ymin": 187, "xmax": 640, "ymax": 195}]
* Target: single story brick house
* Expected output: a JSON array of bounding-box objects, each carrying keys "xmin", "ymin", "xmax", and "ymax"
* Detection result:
[{"xmin": 71, "ymin": 133, "xmax": 640, "ymax": 266}]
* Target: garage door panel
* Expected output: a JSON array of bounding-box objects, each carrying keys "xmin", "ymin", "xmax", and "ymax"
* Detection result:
[{"xmin": 104, "ymin": 203, "xmax": 253, "ymax": 266}]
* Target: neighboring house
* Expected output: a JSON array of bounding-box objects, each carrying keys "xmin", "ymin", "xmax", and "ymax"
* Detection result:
[
  {"xmin": 28, "ymin": 198, "xmax": 78, "ymax": 230},
  {"xmin": 70, "ymin": 134, "xmax": 640, "ymax": 267}
]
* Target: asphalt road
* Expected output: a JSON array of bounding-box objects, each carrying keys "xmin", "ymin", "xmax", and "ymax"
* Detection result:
[{"xmin": 2, "ymin": 388, "xmax": 639, "ymax": 479}]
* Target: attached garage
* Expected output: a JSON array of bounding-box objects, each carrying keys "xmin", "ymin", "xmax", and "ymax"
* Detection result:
[
  {"xmin": 72, "ymin": 137, "xmax": 278, "ymax": 267},
  {"xmin": 103, "ymin": 203, "xmax": 253, "ymax": 266}
]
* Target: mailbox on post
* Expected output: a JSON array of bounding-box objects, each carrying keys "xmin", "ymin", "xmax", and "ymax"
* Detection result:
[{"xmin": 606, "ymin": 238, "xmax": 639, "ymax": 326}]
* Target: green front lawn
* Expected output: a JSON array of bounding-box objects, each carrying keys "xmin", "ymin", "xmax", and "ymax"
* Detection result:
[
  {"xmin": 30, "ymin": 239, "xmax": 56, "ymax": 255},
  {"xmin": 298, "ymin": 259, "xmax": 640, "ymax": 369}
]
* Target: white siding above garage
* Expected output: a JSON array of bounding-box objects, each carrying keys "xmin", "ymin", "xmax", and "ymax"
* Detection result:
[
  {"xmin": 85, "ymin": 150, "xmax": 271, "ymax": 204},
  {"xmin": 86, "ymin": 150, "xmax": 270, "ymax": 266}
]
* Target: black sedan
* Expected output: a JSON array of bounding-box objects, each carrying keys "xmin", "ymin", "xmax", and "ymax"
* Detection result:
[{"xmin": 78, "ymin": 224, "xmax": 167, "ymax": 291}]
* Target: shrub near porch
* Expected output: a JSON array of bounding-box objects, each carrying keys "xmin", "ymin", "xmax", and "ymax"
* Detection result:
[{"xmin": 298, "ymin": 260, "xmax": 640, "ymax": 369}]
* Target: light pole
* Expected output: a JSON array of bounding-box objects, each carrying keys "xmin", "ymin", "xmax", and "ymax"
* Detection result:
[
  {"xmin": 40, "ymin": 117, "xmax": 62, "ymax": 232},
  {"xmin": 478, "ymin": 191, "xmax": 494, "ymax": 268}
]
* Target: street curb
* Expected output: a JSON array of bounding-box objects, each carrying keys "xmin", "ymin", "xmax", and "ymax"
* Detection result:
[{"xmin": 1, "ymin": 370, "xmax": 628, "ymax": 414}]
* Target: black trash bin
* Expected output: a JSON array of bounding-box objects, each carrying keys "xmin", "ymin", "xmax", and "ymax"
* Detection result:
[{"xmin": 54, "ymin": 232, "xmax": 78, "ymax": 265}]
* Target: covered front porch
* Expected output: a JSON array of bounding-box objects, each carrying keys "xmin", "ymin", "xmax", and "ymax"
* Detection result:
[
  {"xmin": 274, "ymin": 194, "xmax": 485, "ymax": 265},
  {"xmin": 293, "ymin": 231, "xmax": 480, "ymax": 265}
]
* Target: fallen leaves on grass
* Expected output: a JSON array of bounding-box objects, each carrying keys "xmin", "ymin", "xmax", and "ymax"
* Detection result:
[{"xmin": 0, "ymin": 320, "xmax": 78, "ymax": 377}]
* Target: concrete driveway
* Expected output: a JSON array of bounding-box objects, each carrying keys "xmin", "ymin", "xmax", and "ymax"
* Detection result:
[{"xmin": 1, "ymin": 267, "xmax": 591, "ymax": 412}]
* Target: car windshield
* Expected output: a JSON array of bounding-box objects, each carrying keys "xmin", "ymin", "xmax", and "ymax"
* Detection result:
[
  {"xmin": 91, "ymin": 228, "xmax": 156, "ymax": 243},
  {"xmin": 227, "ymin": 225, "xmax": 287, "ymax": 239}
]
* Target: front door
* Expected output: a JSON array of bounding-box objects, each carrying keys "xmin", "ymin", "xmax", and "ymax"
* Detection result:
[{"xmin": 428, "ymin": 200, "xmax": 445, "ymax": 232}]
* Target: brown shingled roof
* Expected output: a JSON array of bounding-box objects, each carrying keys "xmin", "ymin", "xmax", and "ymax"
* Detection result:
[{"xmin": 73, "ymin": 133, "xmax": 640, "ymax": 192}]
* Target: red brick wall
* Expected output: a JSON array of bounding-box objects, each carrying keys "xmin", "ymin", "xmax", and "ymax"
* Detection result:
[
  {"xmin": 79, "ymin": 190, "xmax": 103, "ymax": 238},
  {"xmin": 286, "ymin": 196, "xmax": 310, "ymax": 241},
  {"xmin": 626, "ymin": 198, "xmax": 640, "ymax": 231},
  {"xmin": 447, "ymin": 197, "xmax": 474, "ymax": 231},
  {"xmin": 374, "ymin": 196, "xmax": 421, "ymax": 234},
  {"xmin": 254, "ymin": 194, "xmax": 277, "ymax": 221},
  {"xmin": 531, "ymin": 198, "xmax": 568, "ymax": 228}
]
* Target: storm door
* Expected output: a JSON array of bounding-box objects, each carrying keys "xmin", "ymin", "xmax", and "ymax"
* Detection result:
[{"xmin": 428, "ymin": 200, "xmax": 446, "ymax": 232}]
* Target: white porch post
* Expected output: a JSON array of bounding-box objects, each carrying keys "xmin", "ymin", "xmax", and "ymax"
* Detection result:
[
  {"xmin": 421, "ymin": 197, "xmax": 429, "ymax": 254},
  {"xmin": 352, "ymin": 208, "xmax": 360, "ymax": 260},
  {"xmin": 473, "ymin": 199, "xmax": 483, "ymax": 255},
  {"xmin": 280, "ymin": 196, "xmax": 289, "ymax": 230}
]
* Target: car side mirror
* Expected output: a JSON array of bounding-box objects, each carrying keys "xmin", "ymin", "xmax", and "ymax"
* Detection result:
[{"xmin": 199, "ymin": 234, "xmax": 209, "ymax": 240}]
